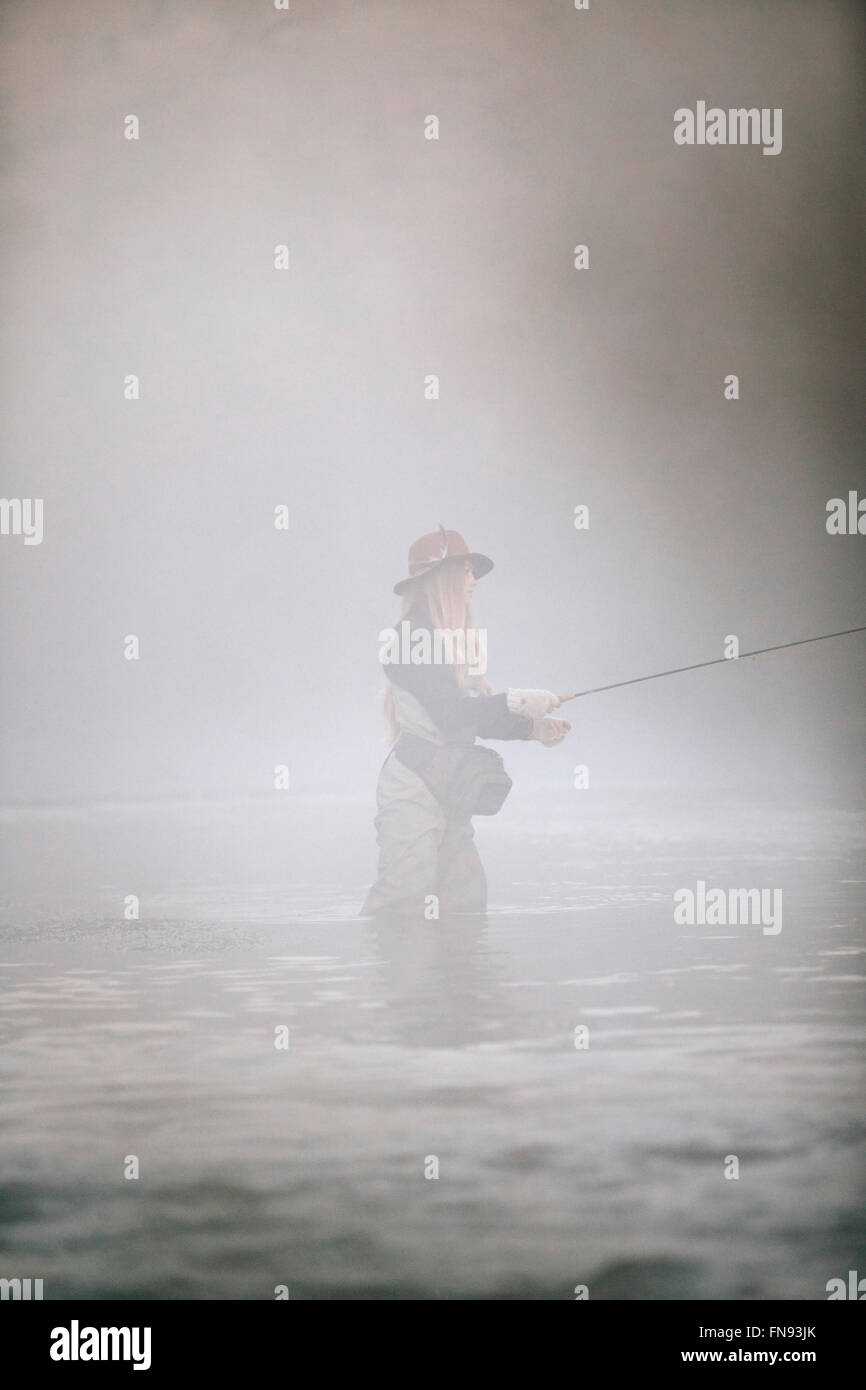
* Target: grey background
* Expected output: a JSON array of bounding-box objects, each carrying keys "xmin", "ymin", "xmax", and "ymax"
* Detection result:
[{"xmin": 1, "ymin": 0, "xmax": 864, "ymax": 806}]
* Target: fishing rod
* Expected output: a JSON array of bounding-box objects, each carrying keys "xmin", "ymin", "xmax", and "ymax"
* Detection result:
[{"xmin": 557, "ymin": 624, "xmax": 866, "ymax": 703}]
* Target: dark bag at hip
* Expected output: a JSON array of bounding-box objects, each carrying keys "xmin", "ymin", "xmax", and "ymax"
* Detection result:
[{"xmin": 393, "ymin": 732, "xmax": 512, "ymax": 818}]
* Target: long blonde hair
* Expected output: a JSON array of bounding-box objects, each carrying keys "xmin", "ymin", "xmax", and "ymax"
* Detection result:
[{"xmin": 383, "ymin": 561, "xmax": 479, "ymax": 742}]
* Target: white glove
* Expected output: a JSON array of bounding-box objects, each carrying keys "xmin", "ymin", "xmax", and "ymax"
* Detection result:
[{"xmin": 507, "ymin": 688, "xmax": 560, "ymax": 719}]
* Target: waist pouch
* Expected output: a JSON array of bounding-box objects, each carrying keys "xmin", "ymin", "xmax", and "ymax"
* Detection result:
[{"xmin": 393, "ymin": 732, "xmax": 512, "ymax": 818}]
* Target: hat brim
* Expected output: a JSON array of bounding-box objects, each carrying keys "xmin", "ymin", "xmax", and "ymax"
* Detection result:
[{"xmin": 394, "ymin": 552, "xmax": 494, "ymax": 596}]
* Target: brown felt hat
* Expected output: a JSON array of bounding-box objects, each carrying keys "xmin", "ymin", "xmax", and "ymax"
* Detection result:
[{"xmin": 393, "ymin": 525, "xmax": 494, "ymax": 596}]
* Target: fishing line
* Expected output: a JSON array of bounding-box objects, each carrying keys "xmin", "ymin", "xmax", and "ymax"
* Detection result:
[{"xmin": 560, "ymin": 625, "xmax": 866, "ymax": 701}]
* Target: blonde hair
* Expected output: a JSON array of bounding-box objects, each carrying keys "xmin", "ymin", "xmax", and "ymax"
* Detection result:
[{"xmin": 383, "ymin": 561, "xmax": 479, "ymax": 742}]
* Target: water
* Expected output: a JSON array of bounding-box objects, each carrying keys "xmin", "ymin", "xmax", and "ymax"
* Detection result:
[{"xmin": 1, "ymin": 793, "xmax": 864, "ymax": 1299}]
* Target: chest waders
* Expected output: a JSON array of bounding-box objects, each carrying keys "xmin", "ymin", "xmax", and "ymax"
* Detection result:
[{"xmin": 361, "ymin": 684, "xmax": 490, "ymax": 918}]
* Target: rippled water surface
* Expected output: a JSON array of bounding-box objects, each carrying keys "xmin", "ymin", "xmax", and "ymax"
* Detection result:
[{"xmin": 1, "ymin": 794, "xmax": 864, "ymax": 1298}]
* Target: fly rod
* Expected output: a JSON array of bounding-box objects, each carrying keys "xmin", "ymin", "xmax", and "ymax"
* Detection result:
[{"xmin": 557, "ymin": 624, "xmax": 866, "ymax": 703}]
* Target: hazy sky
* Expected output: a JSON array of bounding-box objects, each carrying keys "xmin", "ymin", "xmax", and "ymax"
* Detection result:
[{"xmin": 1, "ymin": 0, "xmax": 863, "ymax": 804}]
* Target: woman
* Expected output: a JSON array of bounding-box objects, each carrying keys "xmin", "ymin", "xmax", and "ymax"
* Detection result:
[{"xmin": 362, "ymin": 526, "xmax": 571, "ymax": 918}]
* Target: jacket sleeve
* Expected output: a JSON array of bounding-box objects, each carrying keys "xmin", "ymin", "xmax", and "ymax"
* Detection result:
[{"xmin": 386, "ymin": 661, "xmax": 533, "ymax": 740}]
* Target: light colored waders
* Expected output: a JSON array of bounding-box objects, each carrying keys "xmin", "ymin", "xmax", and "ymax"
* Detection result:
[{"xmin": 362, "ymin": 683, "xmax": 487, "ymax": 917}]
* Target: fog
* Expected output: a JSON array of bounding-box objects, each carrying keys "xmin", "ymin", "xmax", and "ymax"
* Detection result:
[
  {"xmin": 1, "ymin": 0, "xmax": 863, "ymax": 808},
  {"xmin": 1, "ymin": 0, "xmax": 865, "ymax": 1312}
]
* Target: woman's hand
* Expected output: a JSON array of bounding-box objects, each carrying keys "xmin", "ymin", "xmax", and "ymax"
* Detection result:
[{"xmin": 532, "ymin": 716, "xmax": 571, "ymax": 746}]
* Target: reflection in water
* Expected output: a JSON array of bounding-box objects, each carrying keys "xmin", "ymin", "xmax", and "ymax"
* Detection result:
[{"xmin": 369, "ymin": 915, "xmax": 518, "ymax": 1047}]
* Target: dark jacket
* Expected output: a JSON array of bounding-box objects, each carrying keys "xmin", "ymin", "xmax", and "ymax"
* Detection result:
[{"xmin": 384, "ymin": 603, "xmax": 533, "ymax": 742}]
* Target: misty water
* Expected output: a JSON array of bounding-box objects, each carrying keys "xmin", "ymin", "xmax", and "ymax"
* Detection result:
[{"xmin": 1, "ymin": 793, "xmax": 864, "ymax": 1300}]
